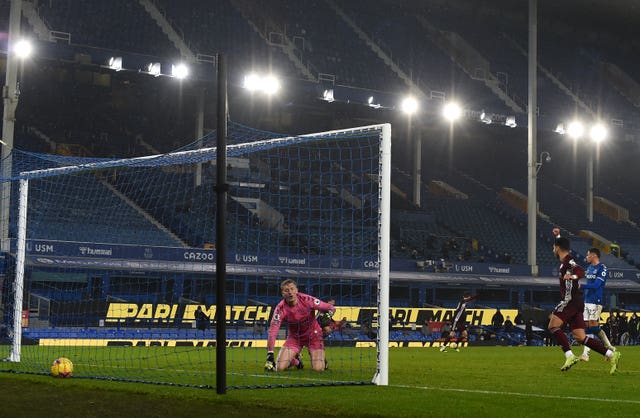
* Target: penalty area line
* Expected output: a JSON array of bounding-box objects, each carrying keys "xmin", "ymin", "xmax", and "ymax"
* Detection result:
[{"xmin": 391, "ymin": 384, "xmax": 640, "ymax": 405}]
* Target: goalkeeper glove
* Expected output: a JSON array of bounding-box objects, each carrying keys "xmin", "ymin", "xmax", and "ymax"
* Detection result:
[{"xmin": 265, "ymin": 352, "xmax": 276, "ymax": 371}]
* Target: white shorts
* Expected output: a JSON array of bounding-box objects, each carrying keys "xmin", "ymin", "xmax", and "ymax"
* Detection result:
[{"xmin": 583, "ymin": 303, "xmax": 603, "ymax": 322}]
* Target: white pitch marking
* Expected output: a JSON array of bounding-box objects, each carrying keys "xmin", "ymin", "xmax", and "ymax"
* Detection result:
[{"xmin": 391, "ymin": 384, "xmax": 640, "ymax": 405}]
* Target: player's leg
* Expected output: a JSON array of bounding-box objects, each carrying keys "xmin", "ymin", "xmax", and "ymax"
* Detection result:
[
  {"xmin": 548, "ymin": 312, "xmax": 578, "ymax": 370},
  {"xmin": 570, "ymin": 315, "xmax": 618, "ymax": 372},
  {"xmin": 276, "ymin": 344, "xmax": 299, "ymax": 371},
  {"xmin": 308, "ymin": 335, "xmax": 326, "ymax": 371},
  {"xmin": 581, "ymin": 304, "xmax": 596, "ymax": 361},
  {"xmin": 440, "ymin": 330, "xmax": 454, "ymax": 352},
  {"xmin": 593, "ymin": 305, "xmax": 614, "ymax": 350},
  {"xmin": 308, "ymin": 349, "xmax": 326, "ymax": 371},
  {"xmin": 456, "ymin": 329, "xmax": 468, "ymax": 351},
  {"xmin": 548, "ymin": 313, "xmax": 571, "ymax": 352}
]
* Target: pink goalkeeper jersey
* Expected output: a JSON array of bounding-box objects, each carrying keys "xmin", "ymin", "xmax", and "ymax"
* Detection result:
[{"xmin": 267, "ymin": 293, "xmax": 335, "ymax": 351}]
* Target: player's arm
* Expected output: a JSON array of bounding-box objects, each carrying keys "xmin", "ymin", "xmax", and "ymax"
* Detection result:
[
  {"xmin": 580, "ymin": 278, "xmax": 604, "ymax": 289},
  {"xmin": 265, "ymin": 306, "xmax": 283, "ymax": 370},
  {"xmin": 316, "ymin": 300, "xmax": 336, "ymax": 316},
  {"xmin": 564, "ymin": 260, "xmax": 585, "ymax": 280},
  {"xmin": 581, "ymin": 265, "xmax": 608, "ymax": 289},
  {"xmin": 301, "ymin": 294, "xmax": 336, "ymax": 317}
]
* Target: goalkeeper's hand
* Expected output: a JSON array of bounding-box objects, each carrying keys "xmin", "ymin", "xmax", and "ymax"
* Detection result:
[{"xmin": 265, "ymin": 352, "xmax": 276, "ymax": 371}]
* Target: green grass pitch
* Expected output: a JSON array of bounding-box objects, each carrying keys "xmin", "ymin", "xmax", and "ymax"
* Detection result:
[{"xmin": 1, "ymin": 345, "xmax": 638, "ymax": 417}]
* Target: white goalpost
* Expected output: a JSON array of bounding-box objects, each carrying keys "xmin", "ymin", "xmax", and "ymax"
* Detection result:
[{"xmin": 1, "ymin": 122, "xmax": 391, "ymax": 389}]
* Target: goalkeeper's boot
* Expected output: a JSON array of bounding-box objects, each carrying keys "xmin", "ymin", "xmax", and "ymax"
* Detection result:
[
  {"xmin": 295, "ymin": 353, "xmax": 304, "ymax": 370},
  {"xmin": 609, "ymin": 351, "xmax": 621, "ymax": 375},
  {"xmin": 560, "ymin": 354, "xmax": 580, "ymax": 371}
]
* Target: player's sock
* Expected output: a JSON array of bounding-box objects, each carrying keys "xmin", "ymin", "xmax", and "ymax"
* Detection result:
[
  {"xmin": 582, "ymin": 335, "xmax": 593, "ymax": 356},
  {"xmin": 583, "ymin": 335, "xmax": 607, "ymax": 356},
  {"xmin": 598, "ymin": 329, "xmax": 614, "ymax": 349},
  {"xmin": 290, "ymin": 355, "xmax": 301, "ymax": 369},
  {"xmin": 550, "ymin": 327, "xmax": 571, "ymax": 352}
]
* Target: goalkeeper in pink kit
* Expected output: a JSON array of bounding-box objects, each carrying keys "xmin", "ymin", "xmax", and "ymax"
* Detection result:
[{"xmin": 265, "ymin": 279, "xmax": 336, "ymax": 371}]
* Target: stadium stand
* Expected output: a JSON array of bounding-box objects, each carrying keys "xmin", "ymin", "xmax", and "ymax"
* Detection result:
[{"xmin": 2, "ymin": 0, "xmax": 639, "ymax": 320}]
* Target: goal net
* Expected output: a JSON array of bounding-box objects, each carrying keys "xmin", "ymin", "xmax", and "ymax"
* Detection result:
[{"xmin": 0, "ymin": 122, "xmax": 391, "ymax": 389}]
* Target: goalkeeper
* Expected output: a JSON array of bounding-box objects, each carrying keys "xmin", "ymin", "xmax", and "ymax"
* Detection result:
[{"xmin": 265, "ymin": 279, "xmax": 336, "ymax": 372}]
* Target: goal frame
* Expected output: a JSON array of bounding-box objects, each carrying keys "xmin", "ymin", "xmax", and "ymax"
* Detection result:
[{"xmin": 6, "ymin": 122, "xmax": 391, "ymax": 387}]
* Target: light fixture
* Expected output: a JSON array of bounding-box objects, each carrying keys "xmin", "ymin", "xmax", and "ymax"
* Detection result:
[
  {"xmin": 442, "ymin": 102, "xmax": 462, "ymax": 122},
  {"xmin": 589, "ymin": 123, "xmax": 608, "ymax": 143},
  {"xmin": 13, "ymin": 39, "xmax": 33, "ymax": 59},
  {"xmin": 107, "ymin": 56, "xmax": 123, "ymax": 71},
  {"xmin": 505, "ymin": 116, "xmax": 517, "ymax": 128},
  {"xmin": 554, "ymin": 123, "xmax": 566, "ymax": 135},
  {"xmin": 147, "ymin": 62, "xmax": 161, "ymax": 77},
  {"xmin": 480, "ymin": 111, "xmax": 492, "ymax": 124},
  {"xmin": 367, "ymin": 96, "xmax": 380, "ymax": 109},
  {"xmin": 171, "ymin": 63, "xmax": 189, "ymax": 79},
  {"xmin": 322, "ymin": 89, "xmax": 335, "ymax": 103},
  {"xmin": 536, "ymin": 151, "xmax": 551, "ymax": 174},
  {"xmin": 400, "ymin": 96, "xmax": 418, "ymax": 115},
  {"xmin": 243, "ymin": 73, "xmax": 281, "ymax": 95},
  {"xmin": 243, "ymin": 73, "xmax": 261, "ymax": 91},
  {"xmin": 261, "ymin": 74, "xmax": 281, "ymax": 95},
  {"xmin": 567, "ymin": 120, "xmax": 585, "ymax": 139}
]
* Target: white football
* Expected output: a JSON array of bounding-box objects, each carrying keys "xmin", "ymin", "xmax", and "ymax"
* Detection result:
[{"xmin": 450, "ymin": 342, "xmax": 457, "ymax": 349}]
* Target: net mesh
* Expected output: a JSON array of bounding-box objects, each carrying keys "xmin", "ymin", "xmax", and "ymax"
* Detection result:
[{"xmin": 0, "ymin": 122, "xmax": 389, "ymax": 389}]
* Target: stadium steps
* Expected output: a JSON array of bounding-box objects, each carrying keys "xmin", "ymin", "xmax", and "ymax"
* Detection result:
[
  {"xmin": 98, "ymin": 174, "xmax": 188, "ymax": 248},
  {"xmin": 139, "ymin": 0, "xmax": 198, "ymax": 63}
]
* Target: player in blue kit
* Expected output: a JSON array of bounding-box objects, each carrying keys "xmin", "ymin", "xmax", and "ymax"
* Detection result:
[{"xmin": 579, "ymin": 248, "xmax": 615, "ymax": 362}]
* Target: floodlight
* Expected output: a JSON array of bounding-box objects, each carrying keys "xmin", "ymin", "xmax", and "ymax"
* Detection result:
[
  {"xmin": 261, "ymin": 74, "xmax": 281, "ymax": 95},
  {"xmin": 107, "ymin": 56, "xmax": 123, "ymax": 71},
  {"xmin": 400, "ymin": 96, "xmax": 418, "ymax": 115},
  {"xmin": 367, "ymin": 96, "xmax": 381, "ymax": 109},
  {"xmin": 243, "ymin": 73, "xmax": 281, "ymax": 95},
  {"xmin": 567, "ymin": 120, "xmax": 585, "ymax": 139},
  {"xmin": 442, "ymin": 102, "xmax": 462, "ymax": 122},
  {"xmin": 554, "ymin": 123, "xmax": 566, "ymax": 135},
  {"xmin": 243, "ymin": 73, "xmax": 261, "ymax": 91},
  {"xmin": 505, "ymin": 116, "xmax": 517, "ymax": 128},
  {"xmin": 480, "ymin": 111, "xmax": 492, "ymax": 124},
  {"xmin": 171, "ymin": 63, "xmax": 189, "ymax": 79},
  {"xmin": 147, "ymin": 62, "xmax": 161, "ymax": 77},
  {"xmin": 13, "ymin": 39, "xmax": 33, "ymax": 59},
  {"xmin": 589, "ymin": 123, "xmax": 608, "ymax": 143},
  {"xmin": 322, "ymin": 89, "xmax": 335, "ymax": 102}
]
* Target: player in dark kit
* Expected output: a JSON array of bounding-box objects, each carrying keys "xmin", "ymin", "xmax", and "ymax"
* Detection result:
[
  {"xmin": 440, "ymin": 291, "xmax": 477, "ymax": 352},
  {"xmin": 547, "ymin": 233, "xmax": 621, "ymax": 373}
]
